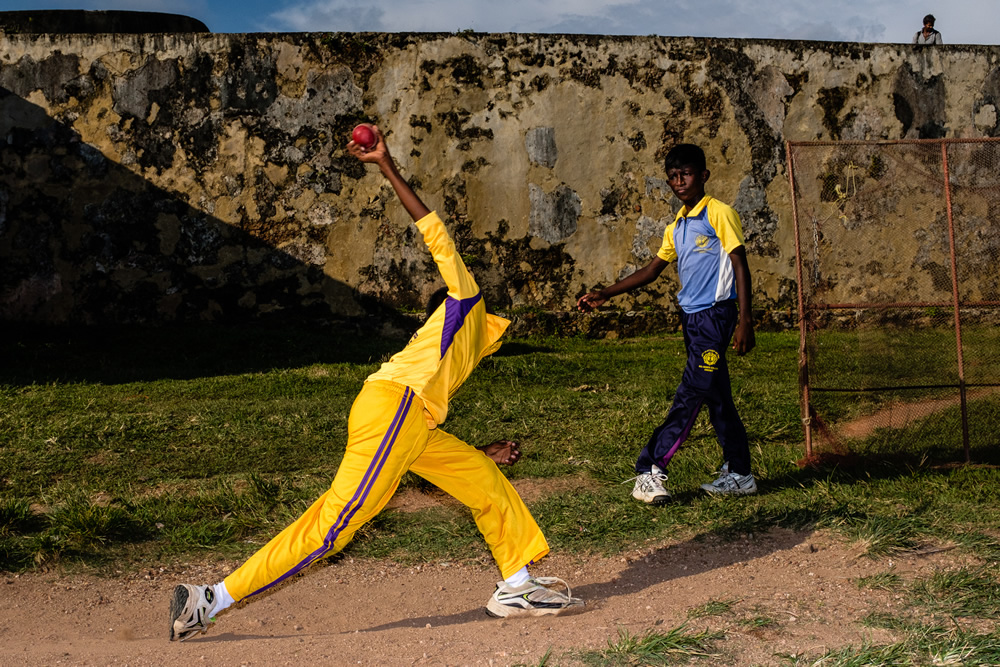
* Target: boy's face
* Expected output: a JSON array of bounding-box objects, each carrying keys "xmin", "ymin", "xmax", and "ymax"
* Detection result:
[{"xmin": 666, "ymin": 165, "xmax": 709, "ymax": 205}]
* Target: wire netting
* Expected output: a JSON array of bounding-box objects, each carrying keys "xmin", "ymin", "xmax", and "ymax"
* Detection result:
[{"xmin": 787, "ymin": 139, "xmax": 1000, "ymax": 462}]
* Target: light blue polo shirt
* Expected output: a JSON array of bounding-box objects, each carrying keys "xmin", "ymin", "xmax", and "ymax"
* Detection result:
[{"xmin": 657, "ymin": 195, "xmax": 744, "ymax": 314}]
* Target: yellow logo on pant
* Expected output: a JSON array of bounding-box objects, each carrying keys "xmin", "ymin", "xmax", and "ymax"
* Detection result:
[{"xmin": 699, "ymin": 349, "xmax": 719, "ymax": 372}]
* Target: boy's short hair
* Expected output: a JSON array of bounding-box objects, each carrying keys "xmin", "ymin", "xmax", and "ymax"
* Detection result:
[
  {"xmin": 426, "ymin": 286, "xmax": 449, "ymax": 318},
  {"xmin": 425, "ymin": 285, "xmax": 495, "ymax": 317},
  {"xmin": 664, "ymin": 144, "xmax": 707, "ymax": 172},
  {"xmin": 923, "ymin": 14, "xmax": 935, "ymax": 24}
]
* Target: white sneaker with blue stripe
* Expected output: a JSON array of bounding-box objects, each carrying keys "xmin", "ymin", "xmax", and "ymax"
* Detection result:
[{"xmin": 701, "ymin": 465, "xmax": 757, "ymax": 496}]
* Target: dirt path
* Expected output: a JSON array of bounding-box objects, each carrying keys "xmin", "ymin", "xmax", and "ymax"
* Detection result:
[
  {"xmin": 0, "ymin": 527, "xmax": 966, "ymax": 666},
  {"xmin": 821, "ymin": 387, "xmax": 1000, "ymax": 442}
]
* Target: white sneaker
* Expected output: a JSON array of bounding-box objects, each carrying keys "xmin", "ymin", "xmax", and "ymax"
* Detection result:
[
  {"xmin": 700, "ymin": 469, "xmax": 758, "ymax": 496},
  {"xmin": 629, "ymin": 464, "xmax": 671, "ymax": 505},
  {"xmin": 485, "ymin": 577, "xmax": 584, "ymax": 617},
  {"xmin": 169, "ymin": 584, "xmax": 217, "ymax": 641}
]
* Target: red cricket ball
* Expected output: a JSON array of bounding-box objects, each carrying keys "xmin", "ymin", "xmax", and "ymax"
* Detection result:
[{"xmin": 352, "ymin": 124, "xmax": 377, "ymax": 149}]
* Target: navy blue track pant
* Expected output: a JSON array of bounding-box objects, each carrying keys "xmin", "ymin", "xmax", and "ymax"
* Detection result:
[{"xmin": 635, "ymin": 300, "xmax": 751, "ymax": 476}]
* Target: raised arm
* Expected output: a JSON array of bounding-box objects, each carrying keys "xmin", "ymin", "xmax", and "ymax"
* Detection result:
[
  {"xmin": 348, "ymin": 125, "xmax": 477, "ymax": 298},
  {"xmin": 347, "ymin": 125, "xmax": 429, "ymax": 223},
  {"xmin": 576, "ymin": 257, "xmax": 669, "ymax": 312}
]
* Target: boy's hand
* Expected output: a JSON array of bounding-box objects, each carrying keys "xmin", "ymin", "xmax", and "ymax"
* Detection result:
[
  {"xmin": 576, "ymin": 291, "xmax": 607, "ymax": 312},
  {"xmin": 347, "ymin": 124, "xmax": 389, "ymax": 164},
  {"xmin": 478, "ymin": 440, "xmax": 521, "ymax": 465},
  {"xmin": 732, "ymin": 319, "xmax": 756, "ymax": 355}
]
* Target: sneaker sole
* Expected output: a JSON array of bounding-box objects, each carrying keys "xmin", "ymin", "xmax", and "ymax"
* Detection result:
[
  {"xmin": 700, "ymin": 484, "xmax": 757, "ymax": 496},
  {"xmin": 168, "ymin": 585, "xmax": 190, "ymax": 641},
  {"xmin": 632, "ymin": 493, "xmax": 671, "ymax": 505}
]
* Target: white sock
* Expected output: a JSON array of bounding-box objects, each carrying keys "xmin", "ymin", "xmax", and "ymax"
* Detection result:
[
  {"xmin": 210, "ymin": 581, "xmax": 235, "ymax": 616},
  {"xmin": 504, "ymin": 566, "xmax": 531, "ymax": 588}
]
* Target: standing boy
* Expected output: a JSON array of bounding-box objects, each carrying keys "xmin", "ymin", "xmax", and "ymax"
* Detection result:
[
  {"xmin": 168, "ymin": 127, "xmax": 582, "ymax": 641},
  {"xmin": 577, "ymin": 144, "xmax": 757, "ymax": 504},
  {"xmin": 913, "ymin": 14, "xmax": 942, "ymax": 44}
]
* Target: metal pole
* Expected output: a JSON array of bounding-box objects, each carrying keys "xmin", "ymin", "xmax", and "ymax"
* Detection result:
[
  {"xmin": 941, "ymin": 141, "xmax": 971, "ymax": 462},
  {"xmin": 786, "ymin": 141, "xmax": 813, "ymax": 459}
]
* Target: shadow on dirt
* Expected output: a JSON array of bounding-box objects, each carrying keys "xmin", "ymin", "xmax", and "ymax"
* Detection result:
[{"xmin": 357, "ymin": 527, "xmax": 807, "ymax": 632}]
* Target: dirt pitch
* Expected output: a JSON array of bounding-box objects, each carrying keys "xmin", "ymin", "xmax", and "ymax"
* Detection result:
[{"xmin": 0, "ymin": 520, "xmax": 969, "ymax": 666}]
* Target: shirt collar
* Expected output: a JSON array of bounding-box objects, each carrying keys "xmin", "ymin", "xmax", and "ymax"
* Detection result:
[{"xmin": 676, "ymin": 195, "xmax": 712, "ymax": 221}]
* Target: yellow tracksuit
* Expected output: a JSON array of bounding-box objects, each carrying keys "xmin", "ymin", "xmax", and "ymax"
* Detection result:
[{"xmin": 224, "ymin": 212, "xmax": 549, "ymax": 601}]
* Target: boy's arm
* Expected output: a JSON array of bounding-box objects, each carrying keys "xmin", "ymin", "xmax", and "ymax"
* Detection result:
[
  {"xmin": 576, "ymin": 257, "xmax": 669, "ymax": 312},
  {"xmin": 729, "ymin": 246, "xmax": 755, "ymax": 355},
  {"xmin": 349, "ymin": 126, "xmax": 477, "ymax": 297},
  {"xmin": 348, "ymin": 125, "xmax": 430, "ymax": 223}
]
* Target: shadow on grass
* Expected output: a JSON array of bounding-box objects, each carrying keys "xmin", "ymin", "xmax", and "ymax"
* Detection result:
[
  {"xmin": 491, "ymin": 341, "xmax": 556, "ymax": 357},
  {"xmin": 779, "ymin": 449, "xmax": 1000, "ymax": 486},
  {"xmin": 0, "ymin": 322, "xmax": 406, "ymax": 385},
  {"xmin": 0, "ymin": 324, "xmax": 559, "ymax": 386}
]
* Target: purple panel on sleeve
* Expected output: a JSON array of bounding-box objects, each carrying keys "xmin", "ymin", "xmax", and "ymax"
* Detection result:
[{"xmin": 440, "ymin": 292, "xmax": 482, "ymax": 359}]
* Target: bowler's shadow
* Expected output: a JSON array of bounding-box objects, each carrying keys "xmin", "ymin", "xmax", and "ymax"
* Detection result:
[{"xmin": 356, "ymin": 524, "xmax": 805, "ymax": 632}]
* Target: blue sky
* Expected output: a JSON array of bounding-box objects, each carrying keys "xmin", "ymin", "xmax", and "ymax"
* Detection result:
[{"xmin": 2, "ymin": 1, "xmax": 997, "ymax": 44}]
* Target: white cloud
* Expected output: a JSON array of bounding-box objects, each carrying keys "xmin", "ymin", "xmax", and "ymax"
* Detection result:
[
  {"xmin": 265, "ymin": 0, "xmax": 903, "ymax": 41},
  {"xmin": 270, "ymin": 0, "xmax": 654, "ymax": 34}
]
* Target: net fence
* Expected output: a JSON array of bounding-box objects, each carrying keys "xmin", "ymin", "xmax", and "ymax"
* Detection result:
[{"xmin": 786, "ymin": 139, "xmax": 1000, "ymax": 462}]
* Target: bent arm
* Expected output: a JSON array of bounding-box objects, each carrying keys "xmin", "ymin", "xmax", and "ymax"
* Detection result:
[
  {"xmin": 349, "ymin": 126, "xmax": 476, "ymax": 296},
  {"xmin": 577, "ymin": 257, "xmax": 669, "ymax": 312},
  {"xmin": 729, "ymin": 246, "xmax": 755, "ymax": 355},
  {"xmin": 348, "ymin": 125, "xmax": 430, "ymax": 223},
  {"xmin": 380, "ymin": 157, "xmax": 430, "ymax": 222}
]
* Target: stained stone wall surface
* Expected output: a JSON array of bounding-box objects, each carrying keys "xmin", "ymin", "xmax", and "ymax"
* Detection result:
[{"xmin": 1, "ymin": 32, "xmax": 998, "ymax": 333}]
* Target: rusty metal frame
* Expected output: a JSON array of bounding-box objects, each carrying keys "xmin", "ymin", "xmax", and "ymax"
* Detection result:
[{"xmin": 786, "ymin": 137, "xmax": 1000, "ymax": 462}]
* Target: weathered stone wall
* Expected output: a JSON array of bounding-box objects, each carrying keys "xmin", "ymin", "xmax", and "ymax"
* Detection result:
[{"xmin": 2, "ymin": 33, "xmax": 998, "ymax": 333}]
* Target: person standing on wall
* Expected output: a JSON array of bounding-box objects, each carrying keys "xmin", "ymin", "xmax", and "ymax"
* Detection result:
[{"xmin": 913, "ymin": 14, "xmax": 942, "ymax": 44}]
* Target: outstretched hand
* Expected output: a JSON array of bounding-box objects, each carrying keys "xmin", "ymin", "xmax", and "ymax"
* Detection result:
[
  {"xmin": 347, "ymin": 125, "xmax": 389, "ymax": 164},
  {"xmin": 478, "ymin": 440, "xmax": 522, "ymax": 465},
  {"xmin": 576, "ymin": 291, "xmax": 607, "ymax": 312}
]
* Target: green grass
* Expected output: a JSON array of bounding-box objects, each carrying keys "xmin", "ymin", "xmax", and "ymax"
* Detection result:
[
  {"xmin": 857, "ymin": 570, "xmax": 902, "ymax": 591},
  {"xmin": 1, "ymin": 323, "xmax": 998, "ymax": 578},
  {"xmin": 2, "ymin": 323, "xmax": 1000, "ymax": 662},
  {"xmin": 909, "ymin": 566, "xmax": 1000, "ymax": 619},
  {"xmin": 779, "ymin": 551, "xmax": 1000, "ymax": 665},
  {"xmin": 790, "ymin": 626, "xmax": 1000, "ymax": 666},
  {"xmin": 575, "ymin": 625, "xmax": 723, "ymax": 665},
  {"xmin": 687, "ymin": 598, "xmax": 737, "ymax": 619}
]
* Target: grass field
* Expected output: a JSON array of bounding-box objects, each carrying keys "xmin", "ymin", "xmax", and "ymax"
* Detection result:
[{"xmin": 2, "ymin": 323, "xmax": 999, "ymax": 664}]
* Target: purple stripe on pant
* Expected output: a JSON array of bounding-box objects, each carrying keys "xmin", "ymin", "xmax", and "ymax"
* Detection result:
[
  {"xmin": 243, "ymin": 387, "xmax": 415, "ymax": 598},
  {"xmin": 635, "ymin": 300, "xmax": 751, "ymax": 475}
]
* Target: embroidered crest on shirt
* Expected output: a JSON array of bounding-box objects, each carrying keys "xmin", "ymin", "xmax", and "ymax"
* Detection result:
[{"xmin": 694, "ymin": 234, "xmax": 711, "ymax": 253}]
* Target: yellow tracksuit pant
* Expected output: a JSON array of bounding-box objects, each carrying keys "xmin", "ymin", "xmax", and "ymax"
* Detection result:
[{"xmin": 224, "ymin": 380, "xmax": 550, "ymax": 601}]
